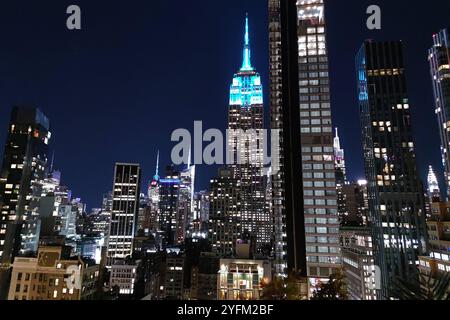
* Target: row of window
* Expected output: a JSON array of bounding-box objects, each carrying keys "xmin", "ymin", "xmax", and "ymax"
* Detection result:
[
  {"xmin": 303, "ymin": 181, "xmax": 336, "ymax": 189},
  {"xmin": 305, "ymin": 226, "xmax": 339, "ymax": 234},
  {"xmin": 302, "ymin": 155, "xmax": 334, "ymax": 162},
  {"xmin": 306, "ymin": 256, "xmax": 341, "ymax": 264},
  {"xmin": 300, "ymin": 110, "xmax": 331, "ymax": 117},
  {"xmin": 301, "ymin": 127, "xmax": 333, "ymax": 134},
  {"xmin": 304, "ymin": 190, "xmax": 336, "ymax": 197},
  {"xmin": 303, "ymin": 163, "xmax": 335, "ymax": 170},
  {"xmin": 305, "ymin": 217, "xmax": 339, "ymax": 225},
  {"xmin": 299, "ymin": 72, "xmax": 329, "ymax": 79},
  {"xmin": 306, "ymin": 236, "xmax": 339, "ymax": 244},
  {"xmin": 306, "ymin": 246, "xmax": 340, "ymax": 254},
  {"xmin": 304, "ymin": 199, "xmax": 337, "ymax": 206}
]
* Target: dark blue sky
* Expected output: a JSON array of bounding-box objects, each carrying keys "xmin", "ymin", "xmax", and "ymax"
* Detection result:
[{"xmin": 0, "ymin": 0, "xmax": 448, "ymax": 208}]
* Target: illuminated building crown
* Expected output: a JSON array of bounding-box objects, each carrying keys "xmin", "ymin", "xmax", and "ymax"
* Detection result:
[{"xmin": 229, "ymin": 14, "xmax": 263, "ymax": 107}]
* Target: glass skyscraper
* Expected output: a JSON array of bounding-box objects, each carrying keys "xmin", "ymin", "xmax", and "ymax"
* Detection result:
[
  {"xmin": 429, "ymin": 28, "xmax": 450, "ymax": 199},
  {"xmin": 0, "ymin": 106, "xmax": 51, "ymax": 263},
  {"xmin": 356, "ymin": 40, "xmax": 428, "ymax": 299}
]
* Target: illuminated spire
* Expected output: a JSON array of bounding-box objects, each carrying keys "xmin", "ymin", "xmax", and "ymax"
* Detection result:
[
  {"xmin": 427, "ymin": 165, "xmax": 440, "ymax": 197},
  {"xmin": 187, "ymin": 145, "xmax": 192, "ymax": 169},
  {"xmin": 334, "ymin": 127, "xmax": 341, "ymax": 151},
  {"xmin": 334, "ymin": 127, "xmax": 346, "ymax": 184},
  {"xmin": 50, "ymin": 150, "xmax": 55, "ymax": 173},
  {"xmin": 241, "ymin": 13, "xmax": 253, "ymax": 71},
  {"xmin": 154, "ymin": 150, "xmax": 160, "ymax": 181}
]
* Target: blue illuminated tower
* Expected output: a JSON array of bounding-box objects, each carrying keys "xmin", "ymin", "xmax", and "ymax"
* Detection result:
[{"xmin": 226, "ymin": 14, "xmax": 270, "ymax": 255}]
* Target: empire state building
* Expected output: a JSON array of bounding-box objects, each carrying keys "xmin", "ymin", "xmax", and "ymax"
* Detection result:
[{"xmin": 227, "ymin": 14, "xmax": 271, "ymax": 254}]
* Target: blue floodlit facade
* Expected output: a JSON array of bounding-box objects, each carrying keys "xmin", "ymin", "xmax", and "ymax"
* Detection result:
[{"xmin": 229, "ymin": 15, "xmax": 263, "ymax": 107}]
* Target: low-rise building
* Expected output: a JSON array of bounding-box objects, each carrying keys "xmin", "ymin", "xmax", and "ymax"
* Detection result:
[
  {"xmin": 340, "ymin": 226, "xmax": 377, "ymax": 300},
  {"xmin": 217, "ymin": 258, "xmax": 271, "ymax": 300},
  {"xmin": 7, "ymin": 245, "xmax": 99, "ymax": 300},
  {"xmin": 109, "ymin": 259, "xmax": 141, "ymax": 296},
  {"xmin": 419, "ymin": 202, "xmax": 450, "ymax": 280}
]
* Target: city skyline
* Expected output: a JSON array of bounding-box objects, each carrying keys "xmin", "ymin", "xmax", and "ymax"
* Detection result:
[
  {"xmin": 0, "ymin": 0, "xmax": 449, "ymax": 210},
  {"xmin": 1, "ymin": 0, "xmax": 450, "ymax": 303}
]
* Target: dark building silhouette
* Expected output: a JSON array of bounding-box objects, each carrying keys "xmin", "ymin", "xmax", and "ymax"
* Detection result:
[
  {"xmin": 356, "ymin": 40, "xmax": 428, "ymax": 299},
  {"xmin": 0, "ymin": 106, "xmax": 51, "ymax": 264}
]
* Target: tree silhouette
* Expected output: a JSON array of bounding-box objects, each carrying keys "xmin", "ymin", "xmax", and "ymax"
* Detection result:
[
  {"xmin": 311, "ymin": 270, "xmax": 348, "ymax": 300},
  {"xmin": 261, "ymin": 271, "xmax": 307, "ymax": 300}
]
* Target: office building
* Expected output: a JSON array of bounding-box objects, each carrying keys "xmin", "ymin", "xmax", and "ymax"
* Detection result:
[
  {"xmin": 208, "ymin": 168, "xmax": 241, "ymax": 256},
  {"xmin": 163, "ymin": 251, "xmax": 185, "ymax": 300},
  {"xmin": 158, "ymin": 166, "xmax": 181, "ymax": 248},
  {"xmin": 109, "ymin": 259, "xmax": 141, "ymax": 296},
  {"xmin": 419, "ymin": 202, "xmax": 450, "ymax": 280},
  {"xmin": 340, "ymin": 226, "xmax": 377, "ymax": 300},
  {"xmin": 227, "ymin": 15, "xmax": 270, "ymax": 254},
  {"xmin": 356, "ymin": 40, "xmax": 428, "ymax": 299},
  {"xmin": 0, "ymin": 106, "xmax": 51, "ymax": 262},
  {"xmin": 7, "ymin": 245, "xmax": 99, "ymax": 300},
  {"xmin": 269, "ymin": 0, "xmax": 340, "ymax": 284},
  {"xmin": 107, "ymin": 163, "xmax": 141, "ymax": 266},
  {"xmin": 268, "ymin": 0, "xmax": 306, "ymax": 277},
  {"xmin": 429, "ymin": 29, "xmax": 450, "ymax": 198}
]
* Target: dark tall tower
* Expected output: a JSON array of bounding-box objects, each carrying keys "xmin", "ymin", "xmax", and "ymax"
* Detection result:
[
  {"xmin": 0, "ymin": 106, "xmax": 51, "ymax": 264},
  {"xmin": 269, "ymin": 0, "xmax": 306, "ymax": 277},
  {"xmin": 158, "ymin": 166, "xmax": 181, "ymax": 248},
  {"xmin": 356, "ymin": 40, "xmax": 428, "ymax": 299},
  {"xmin": 269, "ymin": 0, "xmax": 341, "ymax": 284},
  {"xmin": 429, "ymin": 28, "xmax": 450, "ymax": 199},
  {"xmin": 107, "ymin": 163, "xmax": 141, "ymax": 266}
]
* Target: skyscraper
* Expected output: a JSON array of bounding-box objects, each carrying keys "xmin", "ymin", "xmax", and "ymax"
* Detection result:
[
  {"xmin": 158, "ymin": 166, "xmax": 180, "ymax": 248},
  {"xmin": 295, "ymin": 0, "xmax": 341, "ymax": 286},
  {"xmin": 208, "ymin": 168, "xmax": 241, "ymax": 256},
  {"xmin": 356, "ymin": 40, "xmax": 428, "ymax": 299},
  {"xmin": 269, "ymin": 0, "xmax": 341, "ymax": 284},
  {"xmin": 427, "ymin": 165, "xmax": 441, "ymax": 203},
  {"xmin": 0, "ymin": 106, "xmax": 51, "ymax": 263},
  {"xmin": 429, "ymin": 28, "xmax": 450, "ymax": 199},
  {"xmin": 227, "ymin": 14, "xmax": 270, "ymax": 254},
  {"xmin": 107, "ymin": 163, "xmax": 141, "ymax": 266},
  {"xmin": 334, "ymin": 128, "xmax": 346, "ymax": 186},
  {"xmin": 334, "ymin": 128, "xmax": 348, "ymax": 225},
  {"xmin": 269, "ymin": 0, "xmax": 306, "ymax": 276},
  {"xmin": 180, "ymin": 162, "xmax": 196, "ymax": 241}
]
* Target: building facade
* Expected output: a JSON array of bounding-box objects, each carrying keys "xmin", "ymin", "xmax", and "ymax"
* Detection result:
[
  {"xmin": 340, "ymin": 227, "xmax": 377, "ymax": 300},
  {"xmin": 109, "ymin": 259, "xmax": 140, "ymax": 296},
  {"xmin": 356, "ymin": 40, "xmax": 428, "ymax": 299},
  {"xmin": 217, "ymin": 258, "xmax": 271, "ymax": 300},
  {"xmin": 209, "ymin": 168, "xmax": 241, "ymax": 256},
  {"xmin": 158, "ymin": 166, "xmax": 181, "ymax": 248},
  {"xmin": 227, "ymin": 15, "xmax": 270, "ymax": 254},
  {"xmin": 107, "ymin": 163, "xmax": 141, "ymax": 266},
  {"xmin": 419, "ymin": 202, "xmax": 450, "ymax": 280},
  {"xmin": 0, "ymin": 107, "xmax": 51, "ymax": 263},
  {"xmin": 429, "ymin": 29, "xmax": 450, "ymax": 199},
  {"xmin": 269, "ymin": 0, "xmax": 340, "ymax": 283},
  {"xmin": 7, "ymin": 245, "xmax": 99, "ymax": 300}
]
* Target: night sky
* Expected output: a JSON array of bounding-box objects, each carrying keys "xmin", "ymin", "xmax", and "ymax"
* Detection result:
[{"xmin": 0, "ymin": 0, "xmax": 448, "ymax": 209}]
